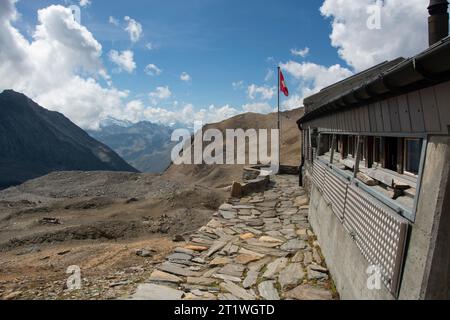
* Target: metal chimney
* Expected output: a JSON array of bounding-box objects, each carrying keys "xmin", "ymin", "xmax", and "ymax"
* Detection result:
[{"xmin": 428, "ymin": 0, "xmax": 449, "ymax": 46}]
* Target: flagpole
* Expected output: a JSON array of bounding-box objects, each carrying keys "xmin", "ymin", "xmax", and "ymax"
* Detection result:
[{"xmin": 277, "ymin": 66, "xmax": 281, "ymax": 171}]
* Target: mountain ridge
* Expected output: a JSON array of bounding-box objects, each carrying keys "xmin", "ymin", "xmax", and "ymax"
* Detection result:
[
  {"xmin": 0, "ymin": 90, "xmax": 138, "ymax": 189},
  {"xmin": 88, "ymin": 120, "xmax": 177, "ymax": 173}
]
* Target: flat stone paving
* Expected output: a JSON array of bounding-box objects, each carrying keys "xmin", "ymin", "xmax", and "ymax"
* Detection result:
[{"xmin": 131, "ymin": 175, "xmax": 337, "ymax": 300}]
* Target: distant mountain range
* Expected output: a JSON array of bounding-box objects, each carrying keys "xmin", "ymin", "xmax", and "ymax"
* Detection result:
[
  {"xmin": 0, "ymin": 90, "xmax": 138, "ymax": 189},
  {"xmin": 88, "ymin": 119, "xmax": 177, "ymax": 173}
]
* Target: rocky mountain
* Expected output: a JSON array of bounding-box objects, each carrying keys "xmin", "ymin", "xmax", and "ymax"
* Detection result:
[
  {"xmin": 166, "ymin": 108, "xmax": 304, "ymax": 188},
  {"xmin": 88, "ymin": 120, "xmax": 177, "ymax": 173},
  {"xmin": 0, "ymin": 90, "xmax": 138, "ymax": 189}
]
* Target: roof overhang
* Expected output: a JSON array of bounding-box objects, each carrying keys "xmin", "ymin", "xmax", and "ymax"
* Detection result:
[{"xmin": 297, "ymin": 36, "xmax": 450, "ymax": 129}]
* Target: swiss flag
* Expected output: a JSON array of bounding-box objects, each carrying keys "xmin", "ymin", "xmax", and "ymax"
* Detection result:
[{"xmin": 279, "ymin": 69, "xmax": 289, "ymax": 97}]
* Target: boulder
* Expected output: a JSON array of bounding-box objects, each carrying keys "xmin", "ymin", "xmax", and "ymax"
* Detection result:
[
  {"xmin": 285, "ymin": 284, "xmax": 333, "ymax": 300},
  {"xmin": 132, "ymin": 284, "xmax": 184, "ymax": 300}
]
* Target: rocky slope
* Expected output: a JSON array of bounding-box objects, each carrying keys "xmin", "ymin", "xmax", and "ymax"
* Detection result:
[
  {"xmin": 0, "ymin": 90, "xmax": 138, "ymax": 189},
  {"xmin": 131, "ymin": 175, "xmax": 337, "ymax": 301},
  {"xmin": 166, "ymin": 108, "xmax": 304, "ymax": 188},
  {"xmin": 0, "ymin": 99, "xmax": 304, "ymax": 300}
]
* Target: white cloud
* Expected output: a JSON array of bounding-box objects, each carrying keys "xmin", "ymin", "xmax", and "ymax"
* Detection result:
[
  {"xmin": 264, "ymin": 69, "xmax": 275, "ymax": 82},
  {"xmin": 79, "ymin": 0, "xmax": 91, "ymax": 7},
  {"xmin": 37, "ymin": 77, "xmax": 128, "ymax": 129},
  {"xmin": 0, "ymin": 2, "xmax": 132, "ymax": 130},
  {"xmin": 291, "ymin": 47, "xmax": 310, "ymax": 58},
  {"xmin": 277, "ymin": 0, "xmax": 428, "ymax": 109},
  {"xmin": 121, "ymin": 99, "xmax": 181, "ymax": 125},
  {"xmin": 232, "ymin": 80, "xmax": 244, "ymax": 90},
  {"xmin": 144, "ymin": 63, "xmax": 162, "ymax": 76},
  {"xmin": 149, "ymin": 86, "xmax": 171, "ymax": 100},
  {"xmin": 121, "ymin": 100, "xmax": 239, "ymax": 126},
  {"xmin": 145, "ymin": 42, "xmax": 154, "ymax": 51},
  {"xmin": 0, "ymin": 1, "xmax": 249, "ymax": 129},
  {"xmin": 124, "ymin": 16, "xmax": 142, "ymax": 43},
  {"xmin": 196, "ymin": 105, "xmax": 240, "ymax": 124},
  {"xmin": 108, "ymin": 16, "xmax": 119, "ymax": 26},
  {"xmin": 247, "ymin": 84, "xmax": 275, "ymax": 100},
  {"xmin": 242, "ymin": 102, "xmax": 274, "ymax": 114},
  {"xmin": 280, "ymin": 61, "xmax": 353, "ymax": 109},
  {"xmin": 320, "ymin": 0, "xmax": 428, "ymax": 71},
  {"xmin": 109, "ymin": 50, "xmax": 136, "ymax": 73},
  {"xmin": 281, "ymin": 94, "xmax": 304, "ymax": 111},
  {"xmin": 180, "ymin": 72, "xmax": 191, "ymax": 82}
]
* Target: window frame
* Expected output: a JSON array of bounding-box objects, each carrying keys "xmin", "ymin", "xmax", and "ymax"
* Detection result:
[
  {"xmin": 373, "ymin": 137, "xmax": 382, "ymax": 167},
  {"xmin": 310, "ymin": 130, "xmax": 427, "ymax": 222},
  {"xmin": 403, "ymin": 138, "xmax": 423, "ymax": 177}
]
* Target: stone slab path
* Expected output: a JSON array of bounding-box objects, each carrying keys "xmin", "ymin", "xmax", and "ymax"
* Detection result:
[{"xmin": 131, "ymin": 175, "xmax": 337, "ymax": 300}]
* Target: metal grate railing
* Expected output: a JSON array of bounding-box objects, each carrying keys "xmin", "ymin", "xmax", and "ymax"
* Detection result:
[
  {"xmin": 323, "ymin": 170, "xmax": 349, "ymax": 222},
  {"xmin": 310, "ymin": 160, "xmax": 409, "ymax": 297},
  {"xmin": 343, "ymin": 185, "xmax": 409, "ymax": 296},
  {"xmin": 312, "ymin": 159, "xmax": 327, "ymax": 192}
]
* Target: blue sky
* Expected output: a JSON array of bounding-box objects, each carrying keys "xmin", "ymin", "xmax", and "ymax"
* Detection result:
[
  {"xmin": 1, "ymin": 0, "xmax": 430, "ymax": 128},
  {"xmin": 17, "ymin": 0, "xmax": 341, "ymax": 107}
]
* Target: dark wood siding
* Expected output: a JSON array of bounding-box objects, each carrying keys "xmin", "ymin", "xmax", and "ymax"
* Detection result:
[
  {"xmin": 398, "ymin": 95, "xmax": 412, "ymax": 132},
  {"xmin": 303, "ymin": 80, "xmax": 450, "ymax": 136},
  {"xmin": 381, "ymin": 100, "xmax": 392, "ymax": 132},
  {"xmin": 389, "ymin": 97, "xmax": 401, "ymax": 133},
  {"xmin": 407, "ymin": 91, "xmax": 425, "ymax": 132},
  {"xmin": 374, "ymin": 102, "xmax": 384, "ymax": 133},
  {"xmin": 435, "ymin": 81, "xmax": 450, "ymax": 133},
  {"xmin": 420, "ymin": 87, "xmax": 441, "ymax": 133}
]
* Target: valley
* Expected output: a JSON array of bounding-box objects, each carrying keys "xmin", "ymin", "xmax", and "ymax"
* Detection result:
[
  {"xmin": 88, "ymin": 120, "xmax": 177, "ymax": 174},
  {"xmin": 0, "ymin": 92, "xmax": 304, "ymax": 300},
  {"xmin": 0, "ymin": 171, "xmax": 226, "ymax": 299}
]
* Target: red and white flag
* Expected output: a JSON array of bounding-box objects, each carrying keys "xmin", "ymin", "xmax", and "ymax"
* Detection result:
[{"xmin": 279, "ymin": 69, "xmax": 289, "ymax": 97}]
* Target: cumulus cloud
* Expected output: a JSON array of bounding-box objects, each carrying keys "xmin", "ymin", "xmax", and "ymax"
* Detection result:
[
  {"xmin": 144, "ymin": 64, "xmax": 162, "ymax": 76},
  {"xmin": 124, "ymin": 16, "xmax": 142, "ymax": 43},
  {"xmin": 0, "ymin": 1, "xmax": 243, "ymax": 128},
  {"xmin": 195, "ymin": 105, "xmax": 240, "ymax": 124},
  {"xmin": 109, "ymin": 50, "xmax": 136, "ymax": 73},
  {"xmin": 280, "ymin": 61, "xmax": 353, "ymax": 109},
  {"xmin": 281, "ymin": 94, "xmax": 304, "ymax": 111},
  {"xmin": 0, "ymin": 2, "xmax": 132, "ymax": 130},
  {"xmin": 149, "ymin": 86, "xmax": 172, "ymax": 100},
  {"xmin": 264, "ymin": 69, "xmax": 275, "ymax": 82},
  {"xmin": 120, "ymin": 100, "xmax": 239, "ymax": 126},
  {"xmin": 108, "ymin": 16, "xmax": 119, "ymax": 26},
  {"xmin": 291, "ymin": 47, "xmax": 310, "ymax": 58},
  {"xmin": 232, "ymin": 80, "xmax": 244, "ymax": 90},
  {"xmin": 121, "ymin": 99, "xmax": 183, "ymax": 125},
  {"xmin": 320, "ymin": 0, "xmax": 428, "ymax": 71},
  {"xmin": 242, "ymin": 102, "xmax": 274, "ymax": 114},
  {"xmin": 247, "ymin": 84, "xmax": 275, "ymax": 100},
  {"xmin": 277, "ymin": 0, "xmax": 428, "ymax": 109},
  {"xmin": 79, "ymin": 0, "xmax": 91, "ymax": 7},
  {"xmin": 180, "ymin": 72, "xmax": 191, "ymax": 82}
]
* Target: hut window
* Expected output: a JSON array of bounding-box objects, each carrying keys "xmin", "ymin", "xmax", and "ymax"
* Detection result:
[
  {"xmin": 404, "ymin": 138, "xmax": 423, "ymax": 176},
  {"xmin": 374, "ymin": 137, "xmax": 382, "ymax": 164},
  {"xmin": 384, "ymin": 137, "xmax": 399, "ymax": 172},
  {"xmin": 348, "ymin": 136, "xmax": 355, "ymax": 158}
]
